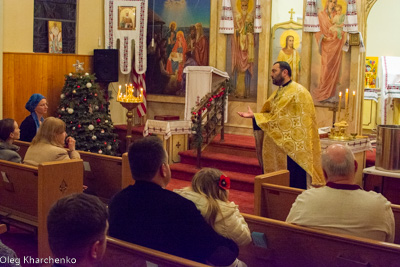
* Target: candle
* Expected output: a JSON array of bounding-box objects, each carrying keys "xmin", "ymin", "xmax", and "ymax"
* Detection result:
[
  {"xmin": 338, "ymin": 91, "xmax": 342, "ymax": 121},
  {"xmin": 352, "ymin": 90, "xmax": 356, "ymax": 120},
  {"xmin": 140, "ymin": 88, "xmax": 143, "ymax": 100},
  {"xmin": 345, "ymin": 88, "xmax": 349, "ymax": 116},
  {"xmin": 118, "ymin": 85, "xmax": 121, "ymax": 101},
  {"xmin": 125, "ymin": 84, "xmax": 128, "ymax": 95}
]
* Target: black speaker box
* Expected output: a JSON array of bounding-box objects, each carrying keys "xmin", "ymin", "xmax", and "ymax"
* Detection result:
[{"xmin": 93, "ymin": 49, "xmax": 119, "ymax": 82}]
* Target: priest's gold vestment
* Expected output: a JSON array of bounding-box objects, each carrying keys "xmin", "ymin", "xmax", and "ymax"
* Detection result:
[{"xmin": 254, "ymin": 81, "xmax": 325, "ymax": 186}]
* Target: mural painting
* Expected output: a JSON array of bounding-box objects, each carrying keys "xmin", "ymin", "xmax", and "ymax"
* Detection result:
[
  {"xmin": 147, "ymin": 0, "xmax": 210, "ymax": 96},
  {"xmin": 310, "ymin": 0, "xmax": 351, "ymax": 105},
  {"xmin": 226, "ymin": 0, "xmax": 259, "ymax": 100}
]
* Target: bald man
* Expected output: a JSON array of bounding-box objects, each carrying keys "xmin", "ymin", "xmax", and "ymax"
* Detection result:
[{"xmin": 286, "ymin": 144, "xmax": 395, "ymax": 242}]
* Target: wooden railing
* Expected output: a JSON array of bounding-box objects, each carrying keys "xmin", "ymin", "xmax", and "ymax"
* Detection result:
[{"xmin": 190, "ymin": 86, "xmax": 227, "ymax": 168}]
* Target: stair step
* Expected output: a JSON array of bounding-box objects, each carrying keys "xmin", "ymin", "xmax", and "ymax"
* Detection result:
[
  {"xmin": 179, "ymin": 150, "xmax": 261, "ymax": 175},
  {"xmin": 170, "ymin": 163, "xmax": 256, "ymax": 193}
]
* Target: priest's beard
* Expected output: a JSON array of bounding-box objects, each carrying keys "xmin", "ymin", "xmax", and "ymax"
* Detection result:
[{"xmin": 272, "ymin": 73, "xmax": 284, "ymax": 86}]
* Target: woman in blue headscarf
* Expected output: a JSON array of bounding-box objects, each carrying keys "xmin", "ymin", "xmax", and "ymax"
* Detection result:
[{"xmin": 20, "ymin": 94, "xmax": 48, "ymax": 142}]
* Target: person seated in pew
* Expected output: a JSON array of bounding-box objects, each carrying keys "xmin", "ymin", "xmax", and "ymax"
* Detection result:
[
  {"xmin": 0, "ymin": 118, "xmax": 21, "ymax": 163},
  {"xmin": 109, "ymin": 136, "xmax": 239, "ymax": 266},
  {"xmin": 24, "ymin": 117, "xmax": 80, "ymax": 166},
  {"xmin": 47, "ymin": 193, "xmax": 108, "ymax": 267},
  {"xmin": 174, "ymin": 168, "xmax": 251, "ymax": 247},
  {"xmin": 286, "ymin": 144, "xmax": 395, "ymax": 242},
  {"xmin": 20, "ymin": 94, "xmax": 48, "ymax": 142}
]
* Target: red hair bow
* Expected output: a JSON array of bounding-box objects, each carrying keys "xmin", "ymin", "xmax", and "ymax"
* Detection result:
[{"xmin": 219, "ymin": 175, "xmax": 231, "ymax": 190}]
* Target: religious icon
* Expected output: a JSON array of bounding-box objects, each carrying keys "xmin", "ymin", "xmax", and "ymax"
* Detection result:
[
  {"xmin": 276, "ymin": 30, "xmax": 301, "ymax": 82},
  {"xmin": 118, "ymin": 6, "xmax": 136, "ymax": 30},
  {"xmin": 310, "ymin": 0, "xmax": 350, "ymax": 105},
  {"xmin": 48, "ymin": 21, "xmax": 62, "ymax": 54}
]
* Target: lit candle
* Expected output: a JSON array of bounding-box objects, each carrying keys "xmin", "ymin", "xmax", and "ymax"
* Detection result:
[
  {"xmin": 352, "ymin": 90, "xmax": 356, "ymax": 120},
  {"xmin": 118, "ymin": 85, "xmax": 121, "ymax": 101},
  {"xmin": 125, "ymin": 84, "xmax": 128, "ymax": 96},
  {"xmin": 338, "ymin": 91, "xmax": 342, "ymax": 121},
  {"xmin": 345, "ymin": 88, "xmax": 349, "ymax": 116},
  {"xmin": 140, "ymin": 88, "xmax": 143, "ymax": 100}
]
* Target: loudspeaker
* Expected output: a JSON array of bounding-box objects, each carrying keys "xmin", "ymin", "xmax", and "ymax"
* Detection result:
[{"xmin": 93, "ymin": 49, "xmax": 119, "ymax": 82}]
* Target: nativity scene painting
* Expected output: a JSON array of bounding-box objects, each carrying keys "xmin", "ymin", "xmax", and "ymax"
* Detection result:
[{"xmin": 146, "ymin": 0, "xmax": 210, "ymax": 96}]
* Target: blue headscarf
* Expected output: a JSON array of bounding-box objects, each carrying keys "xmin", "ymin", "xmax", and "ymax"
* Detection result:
[{"xmin": 25, "ymin": 94, "xmax": 46, "ymax": 130}]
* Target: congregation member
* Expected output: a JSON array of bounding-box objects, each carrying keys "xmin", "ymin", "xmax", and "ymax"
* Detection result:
[
  {"xmin": 286, "ymin": 144, "xmax": 395, "ymax": 242},
  {"xmin": 109, "ymin": 136, "xmax": 239, "ymax": 266},
  {"xmin": 47, "ymin": 193, "xmax": 108, "ymax": 267},
  {"xmin": 20, "ymin": 93, "xmax": 48, "ymax": 142},
  {"xmin": 238, "ymin": 61, "xmax": 324, "ymax": 189},
  {"xmin": 0, "ymin": 118, "xmax": 21, "ymax": 163},
  {"xmin": 174, "ymin": 168, "xmax": 251, "ymax": 247},
  {"xmin": 24, "ymin": 117, "xmax": 80, "ymax": 166}
]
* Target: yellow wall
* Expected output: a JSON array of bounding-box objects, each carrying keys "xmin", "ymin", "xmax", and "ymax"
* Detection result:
[
  {"xmin": 76, "ymin": 0, "xmax": 105, "ymax": 54},
  {"xmin": 3, "ymin": 0, "xmax": 34, "ymax": 53},
  {"xmin": 3, "ymin": 0, "xmax": 104, "ymax": 55},
  {"xmin": 366, "ymin": 0, "xmax": 400, "ymax": 57}
]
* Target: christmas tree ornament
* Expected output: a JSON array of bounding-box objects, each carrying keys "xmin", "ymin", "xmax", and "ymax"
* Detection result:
[
  {"xmin": 94, "ymin": 105, "xmax": 99, "ymax": 110},
  {"xmin": 101, "ymin": 129, "xmax": 105, "ymax": 134},
  {"xmin": 92, "ymin": 135, "xmax": 97, "ymax": 140},
  {"xmin": 69, "ymin": 73, "xmax": 72, "ymax": 76},
  {"xmin": 105, "ymin": 120, "xmax": 109, "ymax": 123},
  {"xmin": 94, "ymin": 93, "xmax": 98, "ymax": 97},
  {"xmin": 96, "ymin": 118, "xmax": 101, "ymax": 123},
  {"xmin": 98, "ymin": 149, "xmax": 103, "ymax": 154},
  {"xmin": 83, "ymin": 98, "xmax": 87, "ymax": 102},
  {"xmin": 68, "ymin": 108, "xmax": 74, "ymax": 114},
  {"xmin": 72, "ymin": 90, "xmax": 76, "ymax": 94},
  {"xmin": 72, "ymin": 127, "xmax": 76, "ymax": 130},
  {"xmin": 78, "ymin": 124, "xmax": 82, "ymax": 128},
  {"xmin": 85, "ymin": 73, "xmax": 89, "ymax": 76},
  {"xmin": 88, "ymin": 124, "xmax": 94, "ymax": 130},
  {"xmin": 77, "ymin": 85, "xmax": 81, "ymax": 88},
  {"xmin": 60, "ymin": 93, "xmax": 65, "ymax": 99},
  {"xmin": 104, "ymin": 142, "xmax": 107, "ymax": 145},
  {"xmin": 107, "ymin": 145, "xmax": 112, "ymax": 150},
  {"xmin": 86, "ymin": 82, "xmax": 92, "ymax": 88},
  {"xmin": 61, "ymin": 107, "xmax": 65, "ymax": 111}
]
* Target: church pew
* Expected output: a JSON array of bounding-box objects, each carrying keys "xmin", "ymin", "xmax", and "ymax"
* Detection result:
[
  {"xmin": 0, "ymin": 159, "xmax": 83, "ymax": 260},
  {"xmin": 255, "ymin": 182, "xmax": 400, "ymax": 245},
  {"xmin": 79, "ymin": 151, "xmax": 133, "ymax": 203},
  {"xmin": 102, "ymin": 236, "xmax": 210, "ymax": 267},
  {"xmin": 254, "ymin": 170, "xmax": 290, "ymax": 216},
  {"xmin": 13, "ymin": 140, "xmax": 30, "ymax": 159},
  {"xmin": 15, "ymin": 140, "xmax": 133, "ymax": 203},
  {"xmin": 240, "ymin": 213, "xmax": 400, "ymax": 267}
]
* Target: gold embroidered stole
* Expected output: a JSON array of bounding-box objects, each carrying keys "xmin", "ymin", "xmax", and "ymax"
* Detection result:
[{"xmin": 254, "ymin": 82, "xmax": 325, "ymax": 186}]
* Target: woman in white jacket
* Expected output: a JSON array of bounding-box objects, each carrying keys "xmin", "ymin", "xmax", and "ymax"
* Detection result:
[{"xmin": 174, "ymin": 168, "xmax": 251, "ymax": 247}]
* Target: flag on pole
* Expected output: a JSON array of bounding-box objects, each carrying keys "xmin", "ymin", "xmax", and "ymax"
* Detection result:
[{"xmin": 131, "ymin": 67, "xmax": 147, "ymax": 117}]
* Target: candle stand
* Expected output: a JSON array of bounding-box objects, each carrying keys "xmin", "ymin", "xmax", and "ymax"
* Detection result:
[
  {"xmin": 329, "ymin": 89, "xmax": 357, "ymax": 140},
  {"xmin": 117, "ymin": 84, "xmax": 143, "ymax": 151}
]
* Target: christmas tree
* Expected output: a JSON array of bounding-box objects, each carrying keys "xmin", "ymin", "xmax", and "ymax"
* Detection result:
[{"xmin": 57, "ymin": 62, "xmax": 119, "ymax": 155}]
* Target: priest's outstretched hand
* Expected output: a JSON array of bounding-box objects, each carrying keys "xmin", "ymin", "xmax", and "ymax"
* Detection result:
[{"xmin": 237, "ymin": 106, "xmax": 254, "ymax": 118}]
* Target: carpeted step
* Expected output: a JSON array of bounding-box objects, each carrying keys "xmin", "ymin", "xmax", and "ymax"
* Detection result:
[
  {"xmin": 170, "ymin": 163, "xmax": 255, "ymax": 192},
  {"xmin": 166, "ymin": 178, "xmax": 254, "ymax": 215},
  {"xmin": 207, "ymin": 133, "xmax": 257, "ymax": 158},
  {"xmin": 179, "ymin": 150, "xmax": 261, "ymax": 175}
]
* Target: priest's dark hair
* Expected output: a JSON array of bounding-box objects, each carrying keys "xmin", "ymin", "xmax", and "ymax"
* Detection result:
[
  {"xmin": 128, "ymin": 136, "xmax": 167, "ymax": 181},
  {"xmin": 47, "ymin": 193, "xmax": 108, "ymax": 261},
  {"xmin": 273, "ymin": 61, "xmax": 292, "ymax": 78}
]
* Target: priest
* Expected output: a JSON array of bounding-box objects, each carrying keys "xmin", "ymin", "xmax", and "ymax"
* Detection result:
[{"xmin": 238, "ymin": 61, "xmax": 324, "ymax": 188}]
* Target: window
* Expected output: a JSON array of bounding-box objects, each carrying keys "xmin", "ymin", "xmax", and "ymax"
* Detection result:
[{"xmin": 33, "ymin": 0, "xmax": 77, "ymax": 53}]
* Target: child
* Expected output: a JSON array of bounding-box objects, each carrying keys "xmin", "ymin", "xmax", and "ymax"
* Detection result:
[
  {"xmin": 174, "ymin": 168, "xmax": 251, "ymax": 247},
  {"xmin": 329, "ymin": 4, "xmax": 345, "ymax": 39}
]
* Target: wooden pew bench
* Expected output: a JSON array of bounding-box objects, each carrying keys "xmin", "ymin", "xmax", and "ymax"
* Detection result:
[
  {"xmin": 0, "ymin": 159, "xmax": 83, "ymax": 259},
  {"xmin": 254, "ymin": 171, "xmax": 400, "ymax": 244},
  {"xmin": 79, "ymin": 151, "xmax": 133, "ymax": 203},
  {"xmin": 14, "ymin": 141, "xmax": 133, "ymax": 203},
  {"xmin": 102, "ymin": 237, "xmax": 210, "ymax": 267},
  {"xmin": 240, "ymin": 213, "xmax": 400, "ymax": 267}
]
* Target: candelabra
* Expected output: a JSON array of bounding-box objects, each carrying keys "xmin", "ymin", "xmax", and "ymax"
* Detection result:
[
  {"xmin": 329, "ymin": 89, "xmax": 357, "ymax": 140},
  {"xmin": 117, "ymin": 84, "xmax": 143, "ymax": 151}
]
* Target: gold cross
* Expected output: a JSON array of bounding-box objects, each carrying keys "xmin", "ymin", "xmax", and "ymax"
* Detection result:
[
  {"xmin": 176, "ymin": 141, "xmax": 181, "ymax": 149},
  {"xmin": 289, "ymin": 8, "xmax": 295, "ymax": 21}
]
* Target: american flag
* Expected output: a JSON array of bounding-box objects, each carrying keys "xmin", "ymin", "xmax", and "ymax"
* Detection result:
[{"xmin": 131, "ymin": 67, "xmax": 147, "ymax": 117}]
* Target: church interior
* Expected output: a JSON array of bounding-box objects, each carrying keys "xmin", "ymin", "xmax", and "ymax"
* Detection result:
[{"xmin": 1, "ymin": 0, "xmax": 400, "ymax": 266}]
